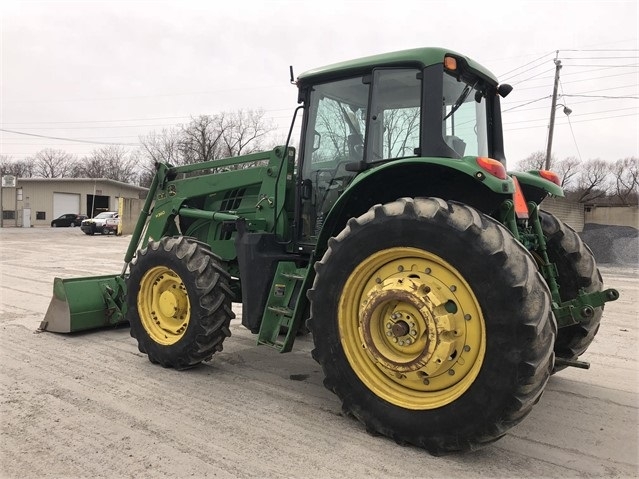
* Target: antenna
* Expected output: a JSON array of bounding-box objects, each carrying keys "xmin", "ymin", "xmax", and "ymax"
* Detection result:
[{"xmin": 289, "ymin": 65, "xmax": 296, "ymax": 84}]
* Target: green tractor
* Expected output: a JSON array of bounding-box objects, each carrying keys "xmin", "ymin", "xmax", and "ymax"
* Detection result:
[{"xmin": 42, "ymin": 47, "xmax": 619, "ymax": 454}]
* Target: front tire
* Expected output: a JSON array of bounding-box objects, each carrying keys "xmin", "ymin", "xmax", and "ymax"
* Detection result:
[
  {"xmin": 127, "ymin": 236, "xmax": 235, "ymax": 369},
  {"xmin": 539, "ymin": 210, "xmax": 604, "ymax": 366},
  {"xmin": 309, "ymin": 198, "xmax": 555, "ymax": 454}
]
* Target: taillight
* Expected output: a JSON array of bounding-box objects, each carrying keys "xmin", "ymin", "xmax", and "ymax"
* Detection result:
[
  {"xmin": 476, "ymin": 157, "xmax": 507, "ymax": 180},
  {"xmin": 538, "ymin": 169, "xmax": 561, "ymax": 186}
]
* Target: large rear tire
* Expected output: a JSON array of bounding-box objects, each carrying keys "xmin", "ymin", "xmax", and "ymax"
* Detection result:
[
  {"xmin": 539, "ymin": 210, "xmax": 604, "ymax": 366},
  {"xmin": 127, "ymin": 236, "xmax": 234, "ymax": 369},
  {"xmin": 309, "ymin": 198, "xmax": 555, "ymax": 454}
]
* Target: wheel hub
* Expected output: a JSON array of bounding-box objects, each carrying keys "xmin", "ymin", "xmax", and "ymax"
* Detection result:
[
  {"xmin": 338, "ymin": 247, "xmax": 486, "ymax": 410},
  {"xmin": 138, "ymin": 266, "xmax": 190, "ymax": 345},
  {"xmin": 359, "ymin": 276, "xmax": 463, "ymax": 379}
]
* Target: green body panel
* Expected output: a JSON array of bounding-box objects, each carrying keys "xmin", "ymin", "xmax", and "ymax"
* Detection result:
[
  {"xmin": 509, "ymin": 170, "xmax": 565, "ymax": 198},
  {"xmin": 298, "ymin": 47, "xmax": 498, "ymax": 84},
  {"xmin": 40, "ymin": 275, "xmax": 127, "ymax": 333},
  {"xmin": 354, "ymin": 156, "xmax": 514, "ymax": 194},
  {"xmin": 143, "ymin": 147, "xmax": 296, "ymax": 261}
]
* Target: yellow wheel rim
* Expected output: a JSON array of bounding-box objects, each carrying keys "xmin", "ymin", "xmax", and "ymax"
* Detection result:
[
  {"xmin": 138, "ymin": 266, "xmax": 191, "ymax": 345},
  {"xmin": 339, "ymin": 247, "xmax": 486, "ymax": 410}
]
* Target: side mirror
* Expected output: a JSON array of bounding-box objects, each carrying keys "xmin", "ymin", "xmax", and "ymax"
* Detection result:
[{"xmin": 497, "ymin": 84, "xmax": 513, "ymax": 98}]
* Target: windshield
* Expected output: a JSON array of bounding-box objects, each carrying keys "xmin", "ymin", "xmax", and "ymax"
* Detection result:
[
  {"xmin": 94, "ymin": 212, "xmax": 115, "ymax": 219},
  {"xmin": 442, "ymin": 73, "xmax": 488, "ymax": 158}
]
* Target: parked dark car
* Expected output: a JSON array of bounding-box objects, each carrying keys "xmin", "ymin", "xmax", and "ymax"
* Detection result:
[
  {"xmin": 81, "ymin": 212, "xmax": 118, "ymax": 235},
  {"xmin": 51, "ymin": 214, "xmax": 87, "ymax": 228}
]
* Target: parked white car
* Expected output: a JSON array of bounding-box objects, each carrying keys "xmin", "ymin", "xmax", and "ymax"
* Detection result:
[{"xmin": 81, "ymin": 212, "xmax": 118, "ymax": 235}]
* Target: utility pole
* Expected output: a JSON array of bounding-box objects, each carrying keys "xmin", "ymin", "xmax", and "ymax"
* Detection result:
[{"xmin": 545, "ymin": 51, "xmax": 562, "ymax": 171}]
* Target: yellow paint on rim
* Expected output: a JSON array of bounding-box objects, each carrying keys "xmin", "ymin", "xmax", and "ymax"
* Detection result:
[
  {"xmin": 338, "ymin": 247, "xmax": 486, "ymax": 410},
  {"xmin": 138, "ymin": 266, "xmax": 190, "ymax": 345}
]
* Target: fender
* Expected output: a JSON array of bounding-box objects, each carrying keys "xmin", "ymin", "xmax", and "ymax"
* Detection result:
[{"xmin": 314, "ymin": 156, "xmax": 515, "ymax": 260}]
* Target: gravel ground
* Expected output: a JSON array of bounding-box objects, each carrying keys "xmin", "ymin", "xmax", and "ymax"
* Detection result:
[
  {"xmin": 580, "ymin": 224, "xmax": 639, "ymax": 265},
  {"xmin": 1, "ymin": 227, "xmax": 637, "ymax": 478}
]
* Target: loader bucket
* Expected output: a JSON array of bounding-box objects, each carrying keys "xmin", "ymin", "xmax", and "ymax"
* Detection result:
[{"xmin": 40, "ymin": 275, "xmax": 128, "ymax": 333}]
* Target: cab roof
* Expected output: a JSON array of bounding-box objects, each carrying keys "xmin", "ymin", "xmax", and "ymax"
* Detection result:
[{"xmin": 297, "ymin": 47, "xmax": 498, "ymax": 85}]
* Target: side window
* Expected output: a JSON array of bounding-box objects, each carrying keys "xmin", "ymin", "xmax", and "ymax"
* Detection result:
[
  {"xmin": 368, "ymin": 69, "xmax": 421, "ymax": 161},
  {"xmin": 301, "ymin": 76, "xmax": 369, "ymax": 239},
  {"xmin": 305, "ymin": 77, "xmax": 368, "ymax": 177}
]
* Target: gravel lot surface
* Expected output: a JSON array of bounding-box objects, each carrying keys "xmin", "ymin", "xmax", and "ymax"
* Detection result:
[{"xmin": 1, "ymin": 227, "xmax": 637, "ymax": 478}]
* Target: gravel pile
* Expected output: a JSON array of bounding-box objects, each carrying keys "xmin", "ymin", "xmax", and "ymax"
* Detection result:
[{"xmin": 579, "ymin": 224, "xmax": 639, "ymax": 265}]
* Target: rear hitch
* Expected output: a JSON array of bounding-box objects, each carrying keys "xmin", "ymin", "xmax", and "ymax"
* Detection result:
[
  {"xmin": 554, "ymin": 357, "xmax": 590, "ymax": 370},
  {"xmin": 553, "ymin": 288, "xmax": 620, "ymax": 328}
]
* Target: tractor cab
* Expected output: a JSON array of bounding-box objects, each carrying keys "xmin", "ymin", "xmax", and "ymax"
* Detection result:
[{"xmin": 295, "ymin": 48, "xmax": 508, "ymax": 240}]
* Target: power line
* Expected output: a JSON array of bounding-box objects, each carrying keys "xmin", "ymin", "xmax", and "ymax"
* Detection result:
[
  {"xmin": 505, "ymin": 112, "xmax": 638, "ymax": 130},
  {"xmin": 502, "ymin": 96, "xmax": 552, "ymax": 112},
  {"xmin": 560, "ymin": 56, "xmax": 639, "ymax": 60},
  {"xmin": 514, "ymin": 71, "xmax": 639, "ymax": 91},
  {"xmin": 0, "ymin": 128, "xmax": 139, "ymax": 146},
  {"xmin": 0, "ymin": 108, "xmax": 295, "ymax": 126},
  {"xmin": 560, "ymin": 81, "xmax": 583, "ymax": 162},
  {"xmin": 2, "ymin": 84, "xmax": 288, "ymax": 104},
  {"xmin": 498, "ymin": 50, "xmax": 556, "ymax": 79},
  {"xmin": 562, "ymin": 94, "xmax": 639, "ymax": 99},
  {"xmin": 560, "ymin": 63, "xmax": 639, "ymax": 68},
  {"xmin": 560, "ymin": 49, "xmax": 639, "ymax": 52}
]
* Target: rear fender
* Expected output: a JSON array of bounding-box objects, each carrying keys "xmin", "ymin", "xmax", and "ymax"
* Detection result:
[{"xmin": 314, "ymin": 157, "xmax": 514, "ymax": 261}]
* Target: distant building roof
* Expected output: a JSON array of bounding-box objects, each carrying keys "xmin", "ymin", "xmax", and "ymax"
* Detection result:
[{"xmin": 17, "ymin": 177, "xmax": 148, "ymax": 192}]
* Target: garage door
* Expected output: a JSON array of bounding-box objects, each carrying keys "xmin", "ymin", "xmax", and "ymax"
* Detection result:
[{"xmin": 53, "ymin": 192, "xmax": 81, "ymax": 219}]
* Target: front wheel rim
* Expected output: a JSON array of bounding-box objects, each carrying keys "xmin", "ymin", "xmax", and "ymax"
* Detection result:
[
  {"xmin": 338, "ymin": 247, "xmax": 486, "ymax": 410},
  {"xmin": 138, "ymin": 266, "xmax": 191, "ymax": 345}
]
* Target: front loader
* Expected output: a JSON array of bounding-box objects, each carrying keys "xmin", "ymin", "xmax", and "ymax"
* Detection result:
[{"xmin": 41, "ymin": 47, "xmax": 619, "ymax": 454}]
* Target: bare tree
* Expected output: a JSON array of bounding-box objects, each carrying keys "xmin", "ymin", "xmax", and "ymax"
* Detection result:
[
  {"xmin": 574, "ymin": 159, "xmax": 611, "ymax": 203},
  {"xmin": 517, "ymin": 151, "xmax": 549, "ymax": 171},
  {"xmin": 555, "ymin": 156, "xmax": 580, "ymax": 189},
  {"xmin": 138, "ymin": 127, "xmax": 183, "ymax": 186},
  {"xmin": 33, "ymin": 149, "xmax": 74, "ymax": 178},
  {"xmin": 218, "ymin": 109, "xmax": 274, "ymax": 157},
  {"xmin": 72, "ymin": 146, "xmax": 138, "ymax": 183},
  {"xmin": 139, "ymin": 127, "xmax": 183, "ymax": 166},
  {"xmin": 0, "ymin": 155, "xmax": 35, "ymax": 178},
  {"xmin": 179, "ymin": 115, "xmax": 227, "ymax": 164},
  {"xmin": 611, "ymin": 157, "xmax": 638, "ymax": 205},
  {"xmin": 138, "ymin": 110, "xmax": 275, "ymax": 184}
]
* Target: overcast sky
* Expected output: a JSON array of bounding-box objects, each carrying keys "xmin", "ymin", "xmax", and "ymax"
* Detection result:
[{"xmin": 1, "ymin": 0, "xmax": 638, "ymax": 169}]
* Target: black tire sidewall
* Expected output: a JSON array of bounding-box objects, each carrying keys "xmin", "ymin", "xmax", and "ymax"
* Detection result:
[
  {"xmin": 312, "ymin": 205, "xmax": 552, "ymax": 447},
  {"xmin": 540, "ymin": 210, "xmax": 603, "ymax": 359},
  {"xmin": 127, "ymin": 242, "xmax": 217, "ymax": 362}
]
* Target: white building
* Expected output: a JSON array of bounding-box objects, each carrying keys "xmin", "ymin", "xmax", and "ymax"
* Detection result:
[{"xmin": 0, "ymin": 177, "xmax": 147, "ymax": 227}]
